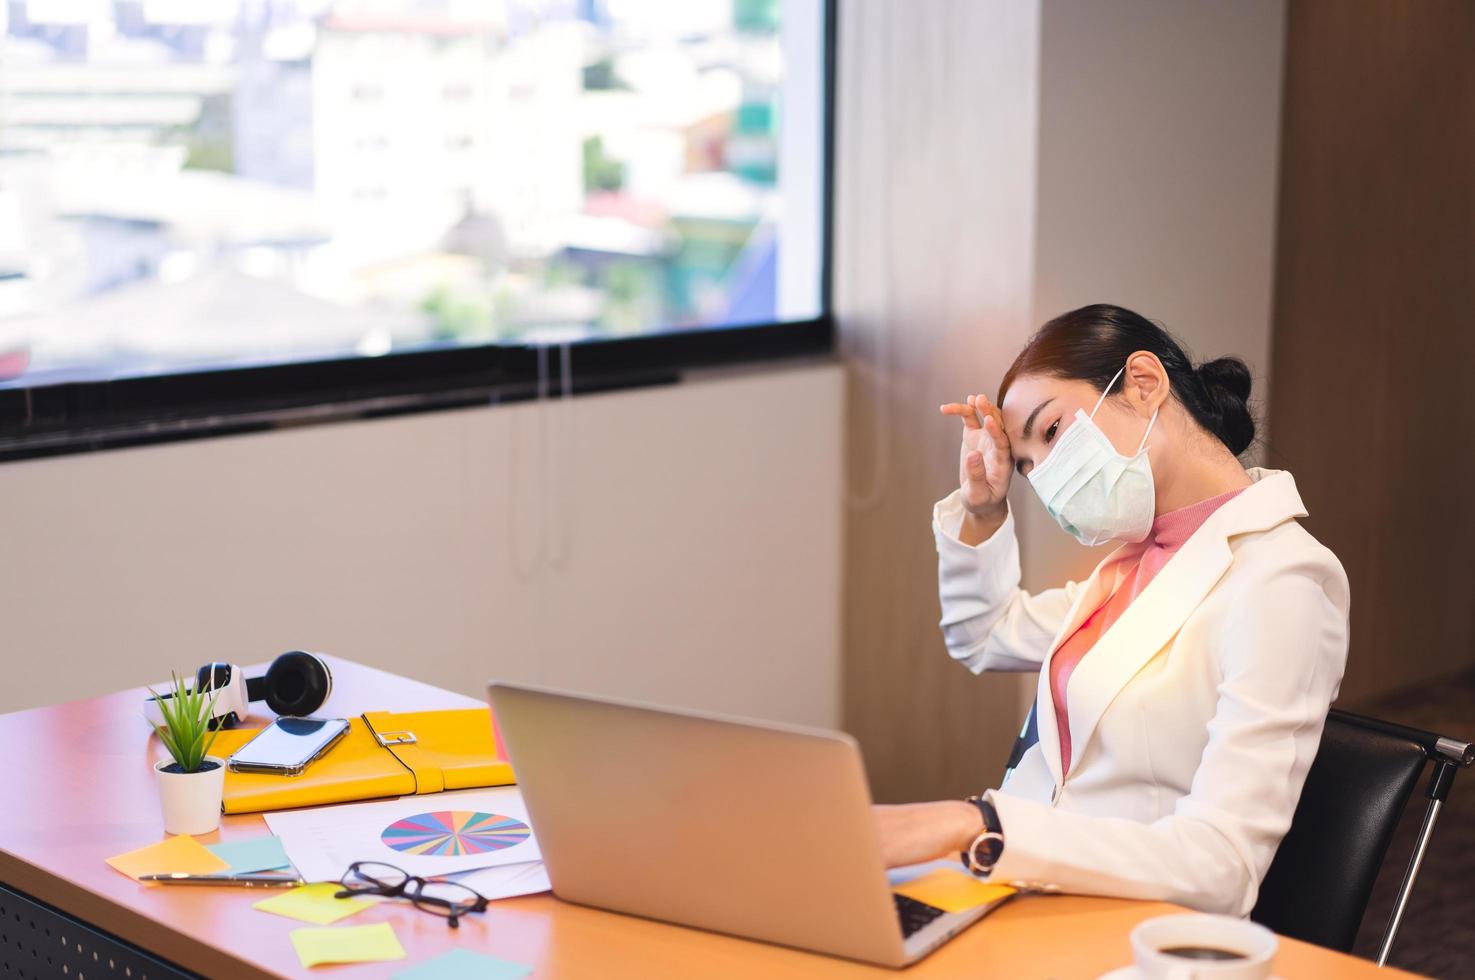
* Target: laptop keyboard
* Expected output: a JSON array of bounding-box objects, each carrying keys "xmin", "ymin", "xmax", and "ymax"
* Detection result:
[{"xmin": 894, "ymin": 893, "xmax": 947, "ymax": 938}]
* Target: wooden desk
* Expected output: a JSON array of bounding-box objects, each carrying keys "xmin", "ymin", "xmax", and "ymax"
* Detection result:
[{"xmin": 0, "ymin": 657, "xmax": 1421, "ymax": 979}]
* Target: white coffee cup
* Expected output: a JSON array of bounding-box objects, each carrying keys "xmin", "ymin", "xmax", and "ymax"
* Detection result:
[{"xmin": 1130, "ymin": 913, "xmax": 1278, "ymax": 980}]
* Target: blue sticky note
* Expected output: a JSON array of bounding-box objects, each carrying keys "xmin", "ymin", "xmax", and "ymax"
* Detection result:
[
  {"xmin": 205, "ymin": 836, "xmax": 291, "ymax": 875},
  {"xmin": 390, "ymin": 948, "xmax": 533, "ymax": 980}
]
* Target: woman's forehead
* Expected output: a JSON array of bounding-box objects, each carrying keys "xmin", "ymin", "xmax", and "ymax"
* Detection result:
[
  {"xmin": 1001, "ymin": 374, "xmax": 1065, "ymax": 418},
  {"xmin": 1001, "ymin": 375, "xmax": 1096, "ymax": 430},
  {"xmin": 1000, "ymin": 375, "xmax": 1048, "ymax": 416}
]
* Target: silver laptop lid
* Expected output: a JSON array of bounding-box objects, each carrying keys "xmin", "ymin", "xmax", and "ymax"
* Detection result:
[{"xmin": 488, "ymin": 681, "xmax": 908, "ymax": 966}]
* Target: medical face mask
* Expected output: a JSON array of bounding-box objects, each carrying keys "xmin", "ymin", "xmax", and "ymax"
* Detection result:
[{"xmin": 1026, "ymin": 363, "xmax": 1159, "ymax": 546}]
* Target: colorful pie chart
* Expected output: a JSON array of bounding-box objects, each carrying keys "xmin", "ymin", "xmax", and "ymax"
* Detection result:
[{"xmin": 380, "ymin": 810, "xmax": 532, "ymax": 857}]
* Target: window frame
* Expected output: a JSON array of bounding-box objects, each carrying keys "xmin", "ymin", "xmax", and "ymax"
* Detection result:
[{"xmin": 0, "ymin": 0, "xmax": 837, "ymax": 465}]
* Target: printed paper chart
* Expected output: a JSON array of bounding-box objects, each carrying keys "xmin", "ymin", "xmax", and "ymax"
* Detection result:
[
  {"xmin": 382, "ymin": 811, "xmax": 532, "ymax": 857},
  {"xmin": 265, "ymin": 786, "xmax": 542, "ymax": 881}
]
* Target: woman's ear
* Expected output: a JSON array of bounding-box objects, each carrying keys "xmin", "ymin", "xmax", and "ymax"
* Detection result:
[{"xmin": 1124, "ymin": 351, "xmax": 1170, "ymax": 415}]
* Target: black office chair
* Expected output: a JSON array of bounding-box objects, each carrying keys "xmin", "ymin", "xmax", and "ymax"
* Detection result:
[
  {"xmin": 999, "ymin": 704, "xmax": 1472, "ymax": 965},
  {"xmin": 1252, "ymin": 710, "xmax": 1472, "ymax": 963}
]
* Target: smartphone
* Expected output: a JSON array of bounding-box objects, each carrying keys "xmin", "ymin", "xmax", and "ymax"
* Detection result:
[{"xmin": 228, "ymin": 717, "xmax": 350, "ymax": 776}]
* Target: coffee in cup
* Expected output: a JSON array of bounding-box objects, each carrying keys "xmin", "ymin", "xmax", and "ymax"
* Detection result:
[{"xmin": 1129, "ymin": 913, "xmax": 1278, "ymax": 979}]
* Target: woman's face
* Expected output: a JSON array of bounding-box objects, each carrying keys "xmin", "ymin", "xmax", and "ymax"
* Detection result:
[{"xmin": 999, "ymin": 361, "xmax": 1166, "ymax": 480}]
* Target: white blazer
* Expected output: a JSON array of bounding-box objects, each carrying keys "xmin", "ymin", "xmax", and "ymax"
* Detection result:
[{"xmin": 933, "ymin": 467, "xmax": 1349, "ymax": 916}]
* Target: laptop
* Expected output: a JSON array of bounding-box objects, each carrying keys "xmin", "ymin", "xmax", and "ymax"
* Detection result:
[{"xmin": 487, "ymin": 681, "xmax": 1011, "ymax": 967}]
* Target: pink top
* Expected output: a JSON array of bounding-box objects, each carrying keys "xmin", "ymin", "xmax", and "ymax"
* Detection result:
[{"xmin": 1049, "ymin": 486, "xmax": 1248, "ymax": 773}]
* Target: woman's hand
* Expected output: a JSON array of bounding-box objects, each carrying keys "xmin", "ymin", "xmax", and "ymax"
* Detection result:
[
  {"xmin": 939, "ymin": 394, "xmax": 1012, "ymax": 515},
  {"xmin": 939, "ymin": 393, "xmax": 1012, "ymax": 542},
  {"xmin": 871, "ymin": 800, "xmax": 984, "ymax": 868}
]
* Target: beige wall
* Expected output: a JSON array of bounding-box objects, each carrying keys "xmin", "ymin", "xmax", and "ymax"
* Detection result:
[
  {"xmin": 0, "ymin": 363, "xmax": 844, "ymax": 724},
  {"xmin": 836, "ymin": 0, "xmax": 1288, "ymax": 801},
  {"xmin": 1023, "ymin": 0, "xmax": 1287, "ymax": 591}
]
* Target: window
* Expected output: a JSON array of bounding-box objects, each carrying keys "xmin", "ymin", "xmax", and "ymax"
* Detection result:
[{"xmin": 0, "ymin": 0, "xmax": 832, "ymax": 457}]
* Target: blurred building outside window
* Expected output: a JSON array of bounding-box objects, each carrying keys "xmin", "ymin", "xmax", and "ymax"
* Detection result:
[{"xmin": 0, "ymin": 0, "xmax": 826, "ymax": 387}]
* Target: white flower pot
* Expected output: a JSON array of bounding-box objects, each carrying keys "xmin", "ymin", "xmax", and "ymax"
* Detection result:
[{"xmin": 154, "ymin": 755, "xmax": 226, "ymax": 836}]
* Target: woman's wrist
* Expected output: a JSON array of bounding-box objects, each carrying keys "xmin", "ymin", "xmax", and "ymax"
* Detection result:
[
  {"xmin": 959, "ymin": 502, "xmax": 1008, "ymax": 546},
  {"xmin": 871, "ymin": 800, "xmax": 987, "ymax": 868},
  {"xmin": 946, "ymin": 798, "xmax": 986, "ymax": 851}
]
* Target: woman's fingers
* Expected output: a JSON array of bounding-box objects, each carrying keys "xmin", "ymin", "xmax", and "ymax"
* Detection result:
[
  {"xmin": 982, "ymin": 414, "xmax": 1009, "ymax": 455},
  {"xmin": 941, "ymin": 393, "xmax": 1002, "ymax": 429},
  {"xmin": 973, "ymin": 392, "xmax": 1002, "ymax": 425},
  {"xmin": 939, "ymin": 402, "xmax": 981, "ymax": 428},
  {"xmin": 984, "ymin": 420, "xmax": 1011, "ymax": 488}
]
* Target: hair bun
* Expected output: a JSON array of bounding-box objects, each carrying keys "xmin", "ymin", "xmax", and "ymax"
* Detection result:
[
  {"xmin": 1197, "ymin": 357, "xmax": 1252, "ymax": 402},
  {"xmin": 1195, "ymin": 357, "xmax": 1255, "ymax": 456}
]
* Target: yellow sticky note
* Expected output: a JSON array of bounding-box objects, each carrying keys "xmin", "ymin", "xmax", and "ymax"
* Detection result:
[
  {"xmin": 290, "ymin": 922, "xmax": 406, "ymax": 969},
  {"xmin": 893, "ymin": 868, "xmax": 1016, "ymax": 914},
  {"xmin": 105, "ymin": 835, "xmax": 231, "ymax": 886},
  {"xmin": 253, "ymin": 882, "xmax": 374, "ymax": 925}
]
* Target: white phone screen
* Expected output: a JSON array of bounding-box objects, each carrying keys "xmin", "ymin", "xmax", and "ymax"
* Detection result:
[{"xmin": 230, "ymin": 717, "xmax": 348, "ymax": 771}]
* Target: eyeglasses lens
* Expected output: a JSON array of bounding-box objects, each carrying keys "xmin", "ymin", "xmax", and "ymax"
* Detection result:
[
  {"xmin": 347, "ymin": 862, "xmax": 409, "ymax": 890},
  {"xmin": 413, "ymin": 879, "xmax": 482, "ymax": 914}
]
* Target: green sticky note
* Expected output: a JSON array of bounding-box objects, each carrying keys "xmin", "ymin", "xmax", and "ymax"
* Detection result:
[
  {"xmin": 391, "ymin": 948, "xmax": 533, "ymax": 980},
  {"xmin": 253, "ymin": 882, "xmax": 373, "ymax": 925},
  {"xmin": 205, "ymin": 836, "xmax": 291, "ymax": 875},
  {"xmin": 290, "ymin": 922, "xmax": 406, "ymax": 968}
]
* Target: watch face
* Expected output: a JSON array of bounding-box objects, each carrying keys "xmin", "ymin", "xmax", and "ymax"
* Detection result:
[{"xmin": 965, "ymin": 831, "xmax": 1005, "ymax": 874}]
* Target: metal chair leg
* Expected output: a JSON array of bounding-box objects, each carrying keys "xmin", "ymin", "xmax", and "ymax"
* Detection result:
[
  {"xmin": 1376, "ymin": 759, "xmax": 1458, "ymax": 967},
  {"xmin": 1376, "ymin": 796, "xmax": 1442, "ymax": 966}
]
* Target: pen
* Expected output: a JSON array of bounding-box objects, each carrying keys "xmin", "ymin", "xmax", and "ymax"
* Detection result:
[{"xmin": 138, "ymin": 871, "xmax": 304, "ymax": 887}]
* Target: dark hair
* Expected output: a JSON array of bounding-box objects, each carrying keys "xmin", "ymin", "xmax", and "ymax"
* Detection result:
[{"xmin": 998, "ymin": 304, "xmax": 1256, "ymax": 456}]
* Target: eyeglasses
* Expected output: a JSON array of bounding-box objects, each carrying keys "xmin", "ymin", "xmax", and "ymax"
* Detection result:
[{"xmin": 335, "ymin": 861, "xmax": 489, "ymax": 928}]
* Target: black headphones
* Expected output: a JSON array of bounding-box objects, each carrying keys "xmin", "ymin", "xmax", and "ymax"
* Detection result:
[
  {"xmin": 147, "ymin": 651, "xmax": 334, "ymax": 730},
  {"xmin": 247, "ymin": 650, "xmax": 333, "ymax": 717},
  {"xmin": 197, "ymin": 650, "xmax": 333, "ymax": 724}
]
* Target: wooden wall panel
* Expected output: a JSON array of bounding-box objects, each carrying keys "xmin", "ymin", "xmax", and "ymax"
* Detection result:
[
  {"xmin": 1268, "ymin": 0, "xmax": 1475, "ymax": 703},
  {"xmin": 833, "ymin": 1, "xmax": 1043, "ymax": 803}
]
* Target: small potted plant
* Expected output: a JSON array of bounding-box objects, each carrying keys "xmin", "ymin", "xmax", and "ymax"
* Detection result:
[{"xmin": 147, "ymin": 673, "xmax": 226, "ymax": 835}]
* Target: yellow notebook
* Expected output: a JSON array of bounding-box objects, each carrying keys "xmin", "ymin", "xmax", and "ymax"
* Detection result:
[{"xmin": 210, "ymin": 708, "xmax": 516, "ymax": 814}]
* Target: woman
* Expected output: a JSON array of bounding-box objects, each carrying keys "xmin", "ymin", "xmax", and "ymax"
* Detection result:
[{"xmin": 872, "ymin": 303, "xmax": 1349, "ymax": 917}]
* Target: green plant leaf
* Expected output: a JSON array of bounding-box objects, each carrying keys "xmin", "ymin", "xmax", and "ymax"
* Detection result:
[{"xmin": 146, "ymin": 671, "xmax": 221, "ymax": 773}]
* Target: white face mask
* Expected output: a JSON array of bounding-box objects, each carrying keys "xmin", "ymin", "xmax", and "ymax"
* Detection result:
[{"xmin": 1026, "ymin": 362, "xmax": 1159, "ymax": 546}]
